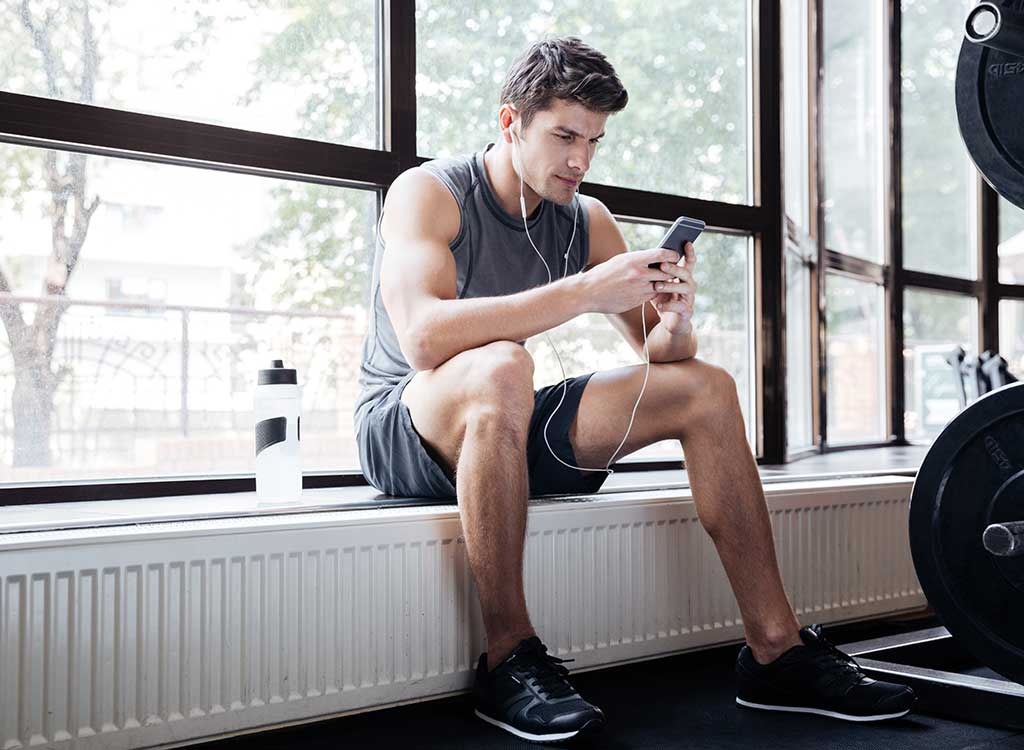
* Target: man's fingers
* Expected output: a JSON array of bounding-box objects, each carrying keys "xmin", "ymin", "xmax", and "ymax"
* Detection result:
[
  {"xmin": 657, "ymin": 265, "xmax": 695, "ymax": 283},
  {"xmin": 682, "ymin": 241, "xmax": 697, "ymax": 267},
  {"xmin": 642, "ymin": 247, "xmax": 683, "ymax": 264}
]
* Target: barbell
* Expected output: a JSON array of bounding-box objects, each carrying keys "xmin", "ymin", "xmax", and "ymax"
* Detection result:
[
  {"xmin": 908, "ymin": 381, "xmax": 1024, "ymax": 686},
  {"xmin": 906, "ymin": 1, "xmax": 1024, "ymax": 685},
  {"xmin": 956, "ymin": 2, "xmax": 1024, "ymax": 211}
]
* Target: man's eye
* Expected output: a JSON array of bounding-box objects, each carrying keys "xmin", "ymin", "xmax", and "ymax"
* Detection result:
[{"xmin": 559, "ymin": 134, "xmax": 573, "ymax": 142}]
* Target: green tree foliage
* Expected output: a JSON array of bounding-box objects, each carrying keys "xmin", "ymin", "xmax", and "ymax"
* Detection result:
[
  {"xmin": 191, "ymin": 0, "xmax": 379, "ymax": 311},
  {"xmin": 415, "ymin": 0, "xmax": 748, "ymax": 203}
]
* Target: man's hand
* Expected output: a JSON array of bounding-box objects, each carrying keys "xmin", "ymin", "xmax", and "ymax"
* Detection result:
[
  {"xmin": 578, "ymin": 247, "xmax": 682, "ymax": 314},
  {"xmin": 649, "ymin": 241, "xmax": 697, "ymax": 335}
]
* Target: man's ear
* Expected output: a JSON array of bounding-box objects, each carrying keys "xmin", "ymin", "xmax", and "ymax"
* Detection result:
[{"xmin": 499, "ymin": 104, "xmax": 518, "ymax": 144}]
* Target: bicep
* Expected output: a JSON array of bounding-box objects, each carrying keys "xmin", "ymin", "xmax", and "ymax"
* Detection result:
[{"xmin": 380, "ymin": 236, "xmax": 457, "ymax": 340}]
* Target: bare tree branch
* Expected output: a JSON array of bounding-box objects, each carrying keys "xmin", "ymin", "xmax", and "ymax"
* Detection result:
[
  {"xmin": 44, "ymin": 150, "xmax": 69, "ymax": 295},
  {"xmin": 64, "ymin": 151, "xmax": 98, "ymax": 288},
  {"xmin": 32, "ymin": 1, "xmax": 99, "ymax": 365},
  {"xmin": 80, "ymin": 2, "xmax": 96, "ymax": 103},
  {"xmin": 18, "ymin": 0, "xmax": 62, "ymax": 98}
]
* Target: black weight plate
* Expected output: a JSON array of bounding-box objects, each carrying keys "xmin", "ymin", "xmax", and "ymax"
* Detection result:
[
  {"xmin": 910, "ymin": 382, "xmax": 1024, "ymax": 685},
  {"xmin": 956, "ymin": 38, "xmax": 1024, "ymax": 210}
]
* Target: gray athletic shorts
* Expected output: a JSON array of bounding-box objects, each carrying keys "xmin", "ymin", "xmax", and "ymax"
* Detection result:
[{"xmin": 356, "ymin": 371, "xmax": 610, "ymax": 499}]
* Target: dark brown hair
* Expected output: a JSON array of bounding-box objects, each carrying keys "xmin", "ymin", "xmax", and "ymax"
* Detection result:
[{"xmin": 499, "ymin": 37, "xmax": 628, "ymax": 131}]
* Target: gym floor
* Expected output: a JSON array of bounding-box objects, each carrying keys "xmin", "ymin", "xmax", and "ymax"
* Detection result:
[{"xmin": 193, "ymin": 616, "xmax": 1023, "ymax": 750}]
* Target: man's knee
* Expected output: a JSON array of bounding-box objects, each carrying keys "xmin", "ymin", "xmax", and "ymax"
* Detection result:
[
  {"xmin": 458, "ymin": 341, "xmax": 535, "ymax": 432},
  {"xmin": 671, "ymin": 358, "xmax": 740, "ymax": 422}
]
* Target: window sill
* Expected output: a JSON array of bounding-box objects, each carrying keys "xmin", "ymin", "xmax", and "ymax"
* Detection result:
[{"xmin": 0, "ymin": 450, "xmax": 923, "ymax": 536}]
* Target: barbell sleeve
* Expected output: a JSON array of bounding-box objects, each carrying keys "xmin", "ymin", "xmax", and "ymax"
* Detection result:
[
  {"xmin": 965, "ymin": 3, "xmax": 1024, "ymax": 58},
  {"xmin": 983, "ymin": 521, "xmax": 1024, "ymax": 557}
]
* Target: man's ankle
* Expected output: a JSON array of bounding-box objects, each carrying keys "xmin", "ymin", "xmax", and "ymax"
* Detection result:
[
  {"xmin": 485, "ymin": 629, "xmax": 537, "ymax": 671},
  {"xmin": 749, "ymin": 627, "xmax": 803, "ymax": 665}
]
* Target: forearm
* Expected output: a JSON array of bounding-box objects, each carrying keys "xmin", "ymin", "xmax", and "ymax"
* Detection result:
[
  {"xmin": 646, "ymin": 321, "xmax": 698, "ymax": 363},
  {"xmin": 411, "ymin": 275, "xmax": 588, "ymax": 370}
]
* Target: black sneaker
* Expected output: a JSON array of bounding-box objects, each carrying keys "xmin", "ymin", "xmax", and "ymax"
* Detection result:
[
  {"xmin": 474, "ymin": 636, "xmax": 605, "ymax": 744},
  {"xmin": 735, "ymin": 624, "xmax": 917, "ymax": 722}
]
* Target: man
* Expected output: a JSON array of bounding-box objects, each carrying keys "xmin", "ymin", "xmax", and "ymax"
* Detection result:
[{"xmin": 354, "ymin": 36, "xmax": 916, "ymax": 744}]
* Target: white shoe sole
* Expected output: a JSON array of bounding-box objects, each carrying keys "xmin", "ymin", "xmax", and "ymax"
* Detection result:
[
  {"xmin": 475, "ymin": 708, "xmax": 599, "ymax": 743},
  {"xmin": 736, "ymin": 697, "xmax": 911, "ymax": 722}
]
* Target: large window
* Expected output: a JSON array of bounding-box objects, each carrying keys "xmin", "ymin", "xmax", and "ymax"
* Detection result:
[
  {"xmin": 821, "ymin": 0, "xmax": 885, "ymax": 263},
  {"xmin": 0, "ymin": 143, "xmax": 376, "ymax": 483},
  {"xmin": 901, "ymin": 0, "xmax": 976, "ymax": 279},
  {"xmin": 2, "ymin": 1, "xmax": 768, "ymax": 495},
  {"xmin": 825, "ymin": 274, "xmax": 887, "ymax": 444},
  {"xmin": 903, "ymin": 289, "xmax": 978, "ymax": 441},
  {"xmin": 0, "ymin": 2, "xmax": 381, "ymax": 147},
  {"xmin": 415, "ymin": 0, "xmax": 752, "ymax": 203}
]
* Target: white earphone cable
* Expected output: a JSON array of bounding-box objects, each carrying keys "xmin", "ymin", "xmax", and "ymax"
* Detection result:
[{"xmin": 513, "ymin": 130, "xmax": 652, "ymax": 478}]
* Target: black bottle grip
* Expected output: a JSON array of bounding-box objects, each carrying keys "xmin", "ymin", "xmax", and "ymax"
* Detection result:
[{"xmin": 255, "ymin": 417, "xmax": 287, "ymax": 456}]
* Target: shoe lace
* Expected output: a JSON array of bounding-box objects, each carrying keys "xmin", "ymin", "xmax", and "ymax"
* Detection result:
[
  {"xmin": 522, "ymin": 642, "xmax": 577, "ymax": 700},
  {"xmin": 805, "ymin": 624, "xmax": 866, "ymax": 690}
]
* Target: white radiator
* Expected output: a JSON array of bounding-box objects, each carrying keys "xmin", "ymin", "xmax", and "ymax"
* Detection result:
[{"xmin": 0, "ymin": 476, "xmax": 924, "ymax": 749}]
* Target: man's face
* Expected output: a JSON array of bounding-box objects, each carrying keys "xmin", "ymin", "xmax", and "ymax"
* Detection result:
[{"xmin": 512, "ymin": 98, "xmax": 609, "ymax": 206}]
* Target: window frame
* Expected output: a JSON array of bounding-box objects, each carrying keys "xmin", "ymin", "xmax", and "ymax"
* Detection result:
[
  {"xmin": 0, "ymin": 0, "xmax": 782, "ymax": 504},
  {"xmin": 805, "ymin": 0, "xmax": 1023, "ymax": 453}
]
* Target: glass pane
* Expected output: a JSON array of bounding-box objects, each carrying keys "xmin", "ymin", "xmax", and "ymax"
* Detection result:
[
  {"xmin": 825, "ymin": 274, "xmax": 886, "ymax": 443},
  {"xmin": 1000, "ymin": 198, "xmax": 1024, "ymax": 285},
  {"xmin": 0, "ymin": 1, "xmax": 379, "ymax": 147},
  {"xmin": 527, "ymin": 226, "xmax": 755, "ymax": 462},
  {"xmin": 822, "ymin": 0, "xmax": 884, "ymax": 262},
  {"xmin": 1000, "ymin": 299, "xmax": 1024, "ymax": 380},
  {"xmin": 786, "ymin": 249, "xmax": 813, "ymax": 452},
  {"xmin": 901, "ymin": 0, "xmax": 976, "ymax": 279},
  {"xmin": 416, "ymin": 1, "xmax": 750, "ymax": 203},
  {"xmin": 783, "ymin": 0, "xmax": 810, "ymax": 229},
  {"xmin": 0, "ymin": 143, "xmax": 377, "ymax": 484},
  {"xmin": 903, "ymin": 289, "xmax": 978, "ymax": 441}
]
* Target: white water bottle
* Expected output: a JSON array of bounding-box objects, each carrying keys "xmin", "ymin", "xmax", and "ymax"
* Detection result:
[{"xmin": 254, "ymin": 359, "xmax": 302, "ymax": 503}]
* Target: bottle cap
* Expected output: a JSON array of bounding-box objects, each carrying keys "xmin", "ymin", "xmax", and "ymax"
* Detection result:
[{"xmin": 258, "ymin": 359, "xmax": 297, "ymax": 385}]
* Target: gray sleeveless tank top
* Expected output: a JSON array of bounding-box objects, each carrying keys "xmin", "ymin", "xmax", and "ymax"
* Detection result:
[{"xmin": 353, "ymin": 141, "xmax": 591, "ymax": 432}]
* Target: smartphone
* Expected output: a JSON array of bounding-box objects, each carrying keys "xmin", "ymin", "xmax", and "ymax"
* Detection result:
[{"xmin": 648, "ymin": 216, "xmax": 705, "ymax": 267}]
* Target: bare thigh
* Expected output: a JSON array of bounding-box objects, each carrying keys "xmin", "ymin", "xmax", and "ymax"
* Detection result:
[
  {"xmin": 399, "ymin": 341, "xmax": 536, "ymax": 477},
  {"xmin": 569, "ymin": 357, "xmax": 740, "ymax": 468}
]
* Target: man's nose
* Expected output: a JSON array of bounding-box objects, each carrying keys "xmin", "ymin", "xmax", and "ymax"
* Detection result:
[{"xmin": 568, "ymin": 144, "xmax": 590, "ymax": 174}]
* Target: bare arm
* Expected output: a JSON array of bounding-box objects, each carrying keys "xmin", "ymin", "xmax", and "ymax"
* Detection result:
[
  {"xmin": 379, "ymin": 168, "xmax": 589, "ymax": 372},
  {"xmin": 411, "ymin": 280, "xmax": 588, "ymax": 371}
]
